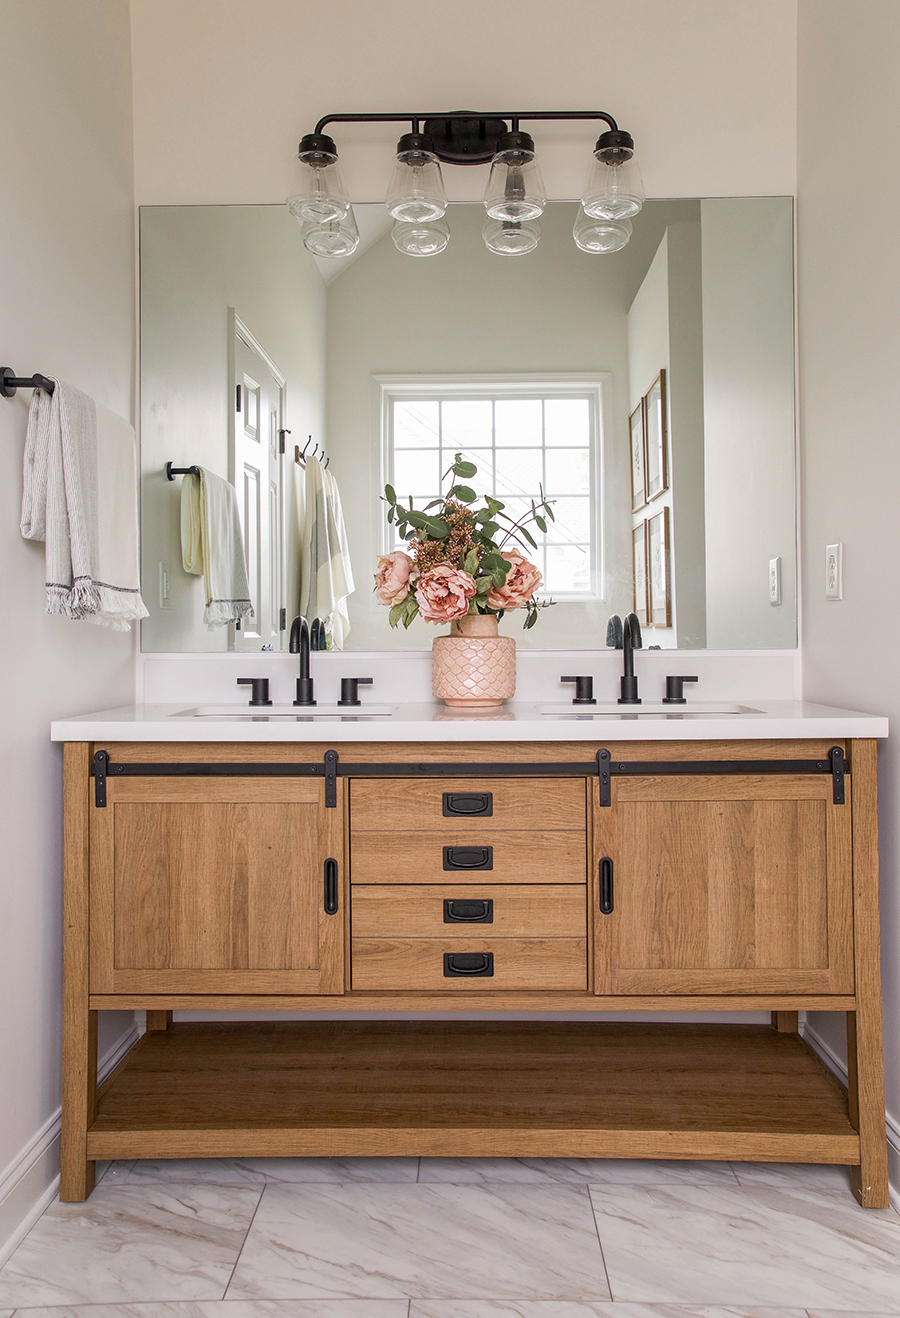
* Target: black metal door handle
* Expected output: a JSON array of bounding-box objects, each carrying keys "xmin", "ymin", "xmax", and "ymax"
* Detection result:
[
  {"xmin": 599, "ymin": 856, "xmax": 614, "ymax": 914},
  {"xmin": 443, "ymin": 952, "xmax": 494, "ymax": 977},
  {"xmin": 443, "ymin": 791, "xmax": 493, "ymax": 817},
  {"xmin": 443, "ymin": 845, "xmax": 493, "ymax": 871},
  {"xmin": 443, "ymin": 899, "xmax": 493, "ymax": 923},
  {"xmin": 324, "ymin": 857, "xmax": 339, "ymax": 914}
]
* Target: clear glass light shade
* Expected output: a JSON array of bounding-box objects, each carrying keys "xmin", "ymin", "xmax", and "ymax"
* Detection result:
[
  {"xmin": 300, "ymin": 208, "xmax": 360, "ymax": 259},
  {"xmin": 287, "ymin": 157, "xmax": 351, "ymax": 224},
  {"xmin": 391, "ymin": 216, "xmax": 450, "ymax": 257},
  {"xmin": 482, "ymin": 215, "xmax": 541, "ymax": 256},
  {"xmin": 581, "ymin": 155, "xmax": 645, "ymax": 220},
  {"xmin": 483, "ymin": 149, "xmax": 546, "ymax": 222},
  {"xmin": 573, "ymin": 209, "xmax": 632, "ymax": 254},
  {"xmin": 385, "ymin": 149, "xmax": 447, "ymax": 222}
]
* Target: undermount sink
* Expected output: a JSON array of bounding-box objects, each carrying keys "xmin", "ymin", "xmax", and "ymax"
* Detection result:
[
  {"xmin": 170, "ymin": 703, "xmax": 396, "ymax": 719},
  {"xmin": 537, "ymin": 701, "xmax": 763, "ymax": 717}
]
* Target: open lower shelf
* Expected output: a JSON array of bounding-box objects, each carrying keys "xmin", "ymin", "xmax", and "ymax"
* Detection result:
[{"xmin": 87, "ymin": 1021, "xmax": 860, "ymax": 1164}]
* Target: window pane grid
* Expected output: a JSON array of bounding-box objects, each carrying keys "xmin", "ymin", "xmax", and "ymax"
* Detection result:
[{"xmin": 389, "ymin": 390, "xmax": 595, "ymax": 596}]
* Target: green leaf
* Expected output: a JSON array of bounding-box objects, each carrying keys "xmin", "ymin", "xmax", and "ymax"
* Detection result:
[
  {"xmin": 423, "ymin": 499, "xmax": 444, "ymax": 511},
  {"xmin": 475, "ymin": 575, "xmax": 493, "ymax": 594},
  {"xmin": 388, "ymin": 602, "xmax": 404, "ymax": 628},
  {"xmin": 479, "ymin": 520, "xmax": 500, "ymax": 539},
  {"xmin": 387, "ymin": 505, "xmax": 395, "ymax": 524},
  {"xmin": 520, "ymin": 526, "xmax": 537, "ymax": 549},
  {"xmin": 523, "ymin": 609, "xmax": 538, "ymax": 629},
  {"xmin": 545, "ymin": 502, "xmax": 555, "ymax": 521},
  {"xmin": 423, "ymin": 516, "xmax": 450, "ymax": 539},
  {"xmin": 450, "ymin": 484, "xmax": 476, "ymax": 503},
  {"xmin": 405, "ymin": 510, "xmax": 428, "ymax": 529},
  {"xmin": 464, "ymin": 548, "xmax": 480, "ymax": 575},
  {"xmin": 402, "ymin": 595, "xmax": 419, "ymax": 628},
  {"xmin": 384, "ymin": 483, "xmax": 396, "ymax": 505},
  {"xmin": 491, "ymin": 570, "xmax": 507, "ymax": 587},
  {"xmin": 452, "ymin": 457, "xmax": 477, "ymax": 479},
  {"xmin": 535, "ymin": 515, "xmax": 547, "ymax": 533}
]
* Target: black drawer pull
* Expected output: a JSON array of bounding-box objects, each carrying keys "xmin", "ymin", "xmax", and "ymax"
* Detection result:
[
  {"xmin": 324, "ymin": 857, "xmax": 339, "ymax": 914},
  {"xmin": 444, "ymin": 952, "xmax": 494, "ymax": 977},
  {"xmin": 599, "ymin": 856, "xmax": 614, "ymax": 914},
  {"xmin": 443, "ymin": 845, "xmax": 493, "ymax": 871},
  {"xmin": 444, "ymin": 899, "xmax": 493, "ymax": 923},
  {"xmin": 443, "ymin": 791, "xmax": 493, "ymax": 817}
]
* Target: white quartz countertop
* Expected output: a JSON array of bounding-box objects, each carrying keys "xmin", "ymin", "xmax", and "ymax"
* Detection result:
[{"xmin": 51, "ymin": 699, "xmax": 889, "ymax": 742}]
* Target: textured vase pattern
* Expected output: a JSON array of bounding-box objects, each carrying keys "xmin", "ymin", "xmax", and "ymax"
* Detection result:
[{"xmin": 432, "ymin": 633, "xmax": 517, "ymax": 707}]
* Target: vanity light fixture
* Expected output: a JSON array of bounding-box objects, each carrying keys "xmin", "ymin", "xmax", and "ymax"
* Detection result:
[
  {"xmin": 287, "ymin": 111, "xmax": 642, "ymax": 257},
  {"xmin": 385, "ymin": 132, "xmax": 448, "ymax": 222}
]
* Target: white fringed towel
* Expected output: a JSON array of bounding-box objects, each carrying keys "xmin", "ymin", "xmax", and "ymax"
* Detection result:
[
  {"xmin": 180, "ymin": 468, "xmax": 253, "ymax": 630},
  {"xmin": 20, "ymin": 380, "xmax": 148, "ymax": 630},
  {"xmin": 297, "ymin": 457, "xmax": 355, "ymax": 649}
]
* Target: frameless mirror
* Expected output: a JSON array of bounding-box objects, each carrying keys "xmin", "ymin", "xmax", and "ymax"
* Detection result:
[{"xmin": 140, "ymin": 197, "xmax": 795, "ymax": 652}]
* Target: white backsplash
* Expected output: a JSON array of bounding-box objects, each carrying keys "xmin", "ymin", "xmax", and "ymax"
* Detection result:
[{"xmin": 139, "ymin": 647, "xmax": 800, "ymax": 707}]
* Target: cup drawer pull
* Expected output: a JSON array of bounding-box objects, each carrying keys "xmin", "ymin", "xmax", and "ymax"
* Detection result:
[
  {"xmin": 443, "ymin": 898, "xmax": 494, "ymax": 923},
  {"xmin": 443, "ymin": 952, "xmax": 494, "ymax": 977},
  {"xmin": 443, "ymin": 791, "xmax": 493, "ymax": 817},
  {"xmin": 443, "ymin": 845, "xmax": 493, "ymax": 871}
]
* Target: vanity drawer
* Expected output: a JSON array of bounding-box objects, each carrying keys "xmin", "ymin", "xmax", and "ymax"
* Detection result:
[
  {"xmin": 352, "ymin": 884, "xmax": 586, "ymax": 939},
  {"xmin": 351, "ymin": 937, "xmax": 587, "ymax": 990},
  {"xmin": 350, "ymin": 829, "xmax": 586, "ymax": 884},
  {"xmin": 350, "ymin": 778, "xmax": 586, "ymax": 832}
]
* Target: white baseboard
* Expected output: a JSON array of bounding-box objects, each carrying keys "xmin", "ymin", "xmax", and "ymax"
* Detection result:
[
  {"xmin": 801, "ymin": 1019, "xmax": 900, "ymax": 1209},
  {"xmin": 0, "ymin": 1020, "xmax": 140, "ymax": 1268}
]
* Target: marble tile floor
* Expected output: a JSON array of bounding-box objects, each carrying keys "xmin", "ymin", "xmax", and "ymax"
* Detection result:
[{"xmin": 0, "ymin": 1160, "xmax": 897, "ymax": 1316}]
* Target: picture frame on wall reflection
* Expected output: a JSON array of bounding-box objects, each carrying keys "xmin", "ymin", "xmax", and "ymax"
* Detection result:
[
  {"xmin": 632, "ymin": 521, "xmax": 649, "ymax": 625},
  {"xmin": 644, "ymin": 369, "xmax": 668, "ymax": 501},
  {"xmin": 629, "ymin": 401, "xmax": 646, "ymax": 512},
  {"xmin": 647, "ymin": 506, "xmax": 671, "ymax": 628}
]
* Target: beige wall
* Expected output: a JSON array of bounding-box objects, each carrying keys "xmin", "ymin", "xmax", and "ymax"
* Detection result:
[
  {"xmin": 797, "ymin": 0, "xmax": 900, "ymax": 1187},
  {"xmin": 0, "ymin": 0, "xmax": 136, "ymax": 1256},
  {"xmin": 129, "ymin": 0, "xmax": 798, "ymax": 206}
]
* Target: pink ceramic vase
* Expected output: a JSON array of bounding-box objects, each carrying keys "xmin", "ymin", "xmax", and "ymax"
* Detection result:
[{"xmin": 431, "ymin": 613, "xmax": 516, "ymax": 708}]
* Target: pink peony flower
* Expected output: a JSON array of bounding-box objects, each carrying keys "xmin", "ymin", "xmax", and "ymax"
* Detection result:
[
  {"xmin": 374, "ymin": 551, "xmax": 415, "ymax": 606},
  {"xmin": 415, "ymin": 564, "xmax": 477, "ymax": 623},
  {"xmin": 486, "ymin": 552, "xmax": 542, "ymax": 610}
]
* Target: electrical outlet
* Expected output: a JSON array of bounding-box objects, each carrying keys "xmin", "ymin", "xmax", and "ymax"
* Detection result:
[
  {"xmin": 158, "ymin": 561, "xmax": 171, "ymax": 609},
  {"xmin": 769, "ymin": 556, "xmax": 781, "ymax": 606},
  {"xmin": 826, "ymin": 543, "xmax": 843, "ymax": 600}
]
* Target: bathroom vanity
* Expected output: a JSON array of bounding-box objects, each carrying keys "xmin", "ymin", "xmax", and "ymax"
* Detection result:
[{"xmin": 54, "ymin": 702, "xmax": 888, "ymax": 1207}]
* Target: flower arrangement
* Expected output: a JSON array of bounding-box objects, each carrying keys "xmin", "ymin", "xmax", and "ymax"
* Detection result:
[{"xmin": 375, "ymin": 454, "xmax": 554, "ymax": 630}]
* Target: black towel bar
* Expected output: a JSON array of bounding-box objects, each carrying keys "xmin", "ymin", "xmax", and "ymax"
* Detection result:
[
  {"xmin": 1, "ymin": 368, "xmax": 55, "ymax": 398},
  {"xmin": 166, "ymin": 462, "xmax": 201, "ymax": 481}
]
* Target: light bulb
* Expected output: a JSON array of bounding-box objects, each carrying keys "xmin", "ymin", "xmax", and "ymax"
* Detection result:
[
  {"xmin": 386, "ymin": 133, "xmax": 447, "ymax": 222},
  {"xmin": 573, "ymin": 209, "xmax": 632, "ymax": 254},
  {"xmin": 581, "ymin": 128, "xmax": 644, "ymax": 220},
  {"xmin": 482, "ymin": 215, "xmax": 541, "ymax": 255},
  {"xmin": 483, "ymin": 131, "xmax": 546, "ymax": 222},
  {"xmin": 301, "ymin": 207, "xmax": 360, "ymax": 259},
  {"xmin": 391, "ymin": 216, "xmax": 450, "ymax": 257},
  {"xmin": 287, "ymin": 133, "xmax": 351, "ymax": 225}
]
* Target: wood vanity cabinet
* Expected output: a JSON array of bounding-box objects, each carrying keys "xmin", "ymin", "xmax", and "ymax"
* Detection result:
[{"xmin": 61, "ymin": 737, "xmax": 888, "ymax": 1210}]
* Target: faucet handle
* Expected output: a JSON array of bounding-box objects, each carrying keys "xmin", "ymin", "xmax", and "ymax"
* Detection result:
[
  {"xmin": 338, "ymin": 677, "xmax": 373, "ymax": 707},
  {"xmin": 561, "ymin": 676, "xmax": 596, "ymax": 705},
  {"xmin": 663, "ymin": 675, "xmax": 698, "ymax": 704},
  {"xmin": 237, "ymin": 677, "xmax": 272, "ymax": 707}
]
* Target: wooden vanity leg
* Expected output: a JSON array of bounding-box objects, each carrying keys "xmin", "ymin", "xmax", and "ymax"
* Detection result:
[
  {"xmin": 848, "ymin": 739, "xmax": 888, "ymax": 1208},
  {"xmin": 772, "ymin": 1011, "xmax": 799, "ymax": 1032},
  {"xmin": 146, "ymin": 1011, "xmax": 173, "ymax": 1032},
  {"xmin": 60, "ymin": 743, "xmax": 97, "ymax": 1201}
]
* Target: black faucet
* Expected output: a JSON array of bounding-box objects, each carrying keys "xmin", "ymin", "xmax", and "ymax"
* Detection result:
[
  {"xmin": 618, "ymin": 612, "xmax": 642, "ymax": 704},
  {"xmin": 289, "ymin": 615, "xmax": 316, "ymax": 706}
]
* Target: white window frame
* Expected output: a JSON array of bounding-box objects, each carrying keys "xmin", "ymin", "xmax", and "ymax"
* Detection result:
[{"xmin": 374, "ymin": 372, "xmax": 609, "ymax": 602}]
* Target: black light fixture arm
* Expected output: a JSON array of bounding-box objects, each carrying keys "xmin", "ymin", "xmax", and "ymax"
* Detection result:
[{"xmin": 310, "ymin": 110, "xmax": 622, "ymax": 167}]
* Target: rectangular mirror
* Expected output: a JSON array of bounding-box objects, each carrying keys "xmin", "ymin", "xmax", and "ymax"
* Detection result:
[{"xmin": 140, "ymin": 196, "xmax": 795, "ymax": 652}]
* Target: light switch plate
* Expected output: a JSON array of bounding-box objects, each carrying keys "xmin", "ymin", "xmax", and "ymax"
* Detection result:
[
  {"xmin": 826, "ymin": 543, "xmax": 842, "ymax": 600},
  {"xmin": 769, "ymin": 557, "xmax": 781, "ymax": 605}
]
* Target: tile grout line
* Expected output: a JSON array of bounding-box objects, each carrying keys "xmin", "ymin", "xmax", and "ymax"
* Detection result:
[
  {"xmin": 585, "ymin": 1182, "xmax": 615, "ymax": 1303},
  {"xmin": 219, "ymin": 1181, "xmax": 267, "ymax": 1300}
]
